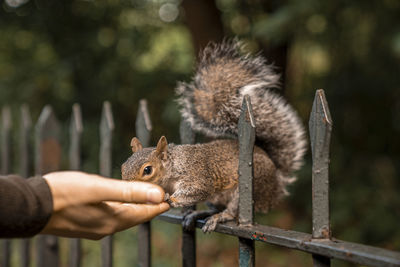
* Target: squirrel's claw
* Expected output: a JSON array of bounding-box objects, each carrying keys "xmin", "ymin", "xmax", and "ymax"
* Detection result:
[
  {"xmin": 164, "ymin": 193, "xmax": 182, "ymax": 207},
  {"xmin": 201, "ymin": 211, "xmax": 236, "ymax": 233},
  {"xmin": 202, "ymin": 216, "xmax": 218, "ymax": 233}
]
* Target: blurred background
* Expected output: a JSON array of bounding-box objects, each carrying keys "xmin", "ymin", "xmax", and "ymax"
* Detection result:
[{"xmin": 1, "ymin": 0, "xmax": 400, "ymax": 266}]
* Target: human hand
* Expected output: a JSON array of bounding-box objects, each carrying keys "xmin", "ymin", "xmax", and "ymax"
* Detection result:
[{"xmin": 40, "ymin": 171, "xmax": 169, "ymax": 240}]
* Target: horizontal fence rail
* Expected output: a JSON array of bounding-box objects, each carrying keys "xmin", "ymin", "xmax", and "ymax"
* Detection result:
[
  {"xmin": 157, "ymin": 212, "xmax": 400, "ymax": 267},
  {"xmin": 1, "ymin": 89, "xmax": 400, "ymax": 267}
]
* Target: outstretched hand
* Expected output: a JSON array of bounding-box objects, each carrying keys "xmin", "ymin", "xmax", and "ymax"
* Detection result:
[{"xmin": 40, "ymin": 171, "xmax": 169, "ymax": 240}]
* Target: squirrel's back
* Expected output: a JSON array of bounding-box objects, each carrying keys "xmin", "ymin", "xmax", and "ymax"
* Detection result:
[{"xmin": 176, "ymin": 41, "xmax": 307, "ymax": 182}]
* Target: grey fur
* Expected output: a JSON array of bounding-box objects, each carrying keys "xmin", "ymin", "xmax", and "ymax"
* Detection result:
[{"xmin": 176, "ymin": 40, "xmax": 307, "ymax": 183}]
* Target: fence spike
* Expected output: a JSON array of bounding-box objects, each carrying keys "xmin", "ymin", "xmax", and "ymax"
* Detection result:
[
  {"xmin": 70, "ymin": 103, "xmax": 83, "ymax": 171},
  {"xmin": 1, "ymin": 106, "xmax": 12, "ymax": 175},
  {"xmin": 309, "ymin": 89, "xmax": 333, "ymax": 267},
  {"xmin": 309, "ymin": 89, "xmax": 332, "ymax": 239},
  {"xmin": 180, "ymin": 119, "xmax": 196, "ymax": 267},
  {"xmin": 20, "ymin": 104, "xmax": 31, "ymax": 178},
  {"xmin": 100, "ymin": 101, "xmax": 114, "ymax": 267},
  {"xmin": 1, "ymin": 106, "xmax": 12, "ymax": 267},
  {"xmin": 238, "ymin": 95, "xmax": 256, "ymax": 267},
  {"xmin": 238, "ymin": 95, "xmax": 255, "ymax": 226},
  {"xmin": 19, "ymin": 104, "xmax": 32, "ymax": 267},
  {"xmin": 69, "ymin": 104, "xmax": 83, "ymax": 267},
  {"xmin": 179, "ymin": 119, "xmax": 195, "ymax": 145},
  {"xmin": 35, "ymin": 105, "xmax": 61, "ymax": 267},
  {"xmin": 135, "ymin": 99, "xmax": 152, "ymax": 147},
  {"xmin": 136, "ymin": 99, "xmax": 152, "ymax": 267}
]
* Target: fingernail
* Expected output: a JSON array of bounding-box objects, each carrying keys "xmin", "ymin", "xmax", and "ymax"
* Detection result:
[{"xmin": 147, "ymin": 188, "xmax": 163, "ymax": 203}]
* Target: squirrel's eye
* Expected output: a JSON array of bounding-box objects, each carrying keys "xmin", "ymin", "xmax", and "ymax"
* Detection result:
[{"xmin": 143, "ymin": 166, "xmax": 153, "ymax": 176}]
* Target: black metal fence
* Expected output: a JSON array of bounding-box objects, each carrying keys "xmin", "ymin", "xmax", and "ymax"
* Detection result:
[{"xmin": 1, "ymin": 89, "xmax": 400, "ymax": 267}]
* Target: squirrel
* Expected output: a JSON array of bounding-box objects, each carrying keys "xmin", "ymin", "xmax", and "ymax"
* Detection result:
[{"xmin": 121, "ymin": 40, "xmax": 307, "ymax": 232}]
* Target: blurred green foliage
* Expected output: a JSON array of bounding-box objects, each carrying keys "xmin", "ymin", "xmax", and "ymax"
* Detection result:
[{"xmin": 1, "ymin": 0, "xmax": 400, "ymax": 266}]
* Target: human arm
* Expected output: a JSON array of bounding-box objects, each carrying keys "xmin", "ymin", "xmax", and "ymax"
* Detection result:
[
  {"xmin": 0, "ymin": 175, "xmax": 53, "ymax": 238},
  {"xmin": 0, "ymin": 171, "xmax": 169, "ymax": 240}
]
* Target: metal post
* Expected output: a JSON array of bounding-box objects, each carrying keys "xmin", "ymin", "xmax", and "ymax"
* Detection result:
[
  {"xmin": 309, "ymin": 89, "xmax": 333, "ymax": 267},
  {"xmin": 100, "ymin": 101, "xmax": 115, "ymax": 267},
  {"xmin": 20, "ymin": 105, "xmax": 32, "ymax": 267},
  {"xmin": 180, "ymin": 119, "xmax": 196, "ymax": 267},
  {"xmin": 1, "ymin": 106, "xmax": 12, "ymax": 267},
  {"xmin": 238, "ymin": 95, "xmax": 256, "ymax": 267},
  {"xmin": 35, "ymin": 105, "xmax": 61, "ymax": 267},
  {"xmin": 69, "ymin": 104, "xmax": 83, "ymax": 267},
  {"xmin": 135, "ymin": 99, "xmax": 152, "ymax": 267}
]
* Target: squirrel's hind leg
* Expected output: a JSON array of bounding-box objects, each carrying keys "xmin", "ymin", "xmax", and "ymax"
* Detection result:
[{"xmin": 202, "ymin": 188, "xmax": 239, "ymax": 233}]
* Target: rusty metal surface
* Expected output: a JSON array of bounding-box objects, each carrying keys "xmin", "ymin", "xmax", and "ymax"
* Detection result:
[
  {"xmin": 309, "ymin": 89, "xmax": 332, "ymax": 240},
  {"xmin": 180, "ymin": 119, "xmax": 197, "ymax": 267},
  {"xmin": 1, "ymin": 106, "xmax": 12, "ymax": 267},
  {"xmin": 238, "ymin": 95, "xmax": 255, "ymax": 226},
  {"xmin": 309, "ymin": 89, "xmax": 333, "ymax": 266},
  {"xmin": 135, "ymin": 99, "xmax": 152, "ymax": 267},
  {"xmin": 69, "ymin": 104, "xmax": 83, "ymax": 267},
  {"xmin": 35, "ymin": 105, "xmax": 61, "ymax": 267},
  {"xmin": 100, "ymin": 101, "xmax": 114, "ymax": 267},
  {"xmin": 19, "ymin": 105, "xmax": 32, "ymax": 267},
  {"xmin": 158, "ymin": 212, "xmax": 400, "ymax": 267},
  {"xmin": 238, "ymin": 95, "xmax": 256, "ymax": 267}
]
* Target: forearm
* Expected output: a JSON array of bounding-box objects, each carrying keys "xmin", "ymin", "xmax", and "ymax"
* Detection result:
[{"xmin": 0, "ymin": 175, "xmax": 53, "ymax": 238}]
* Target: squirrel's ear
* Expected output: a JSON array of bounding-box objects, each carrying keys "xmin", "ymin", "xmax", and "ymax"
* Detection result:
[
  {"xmin": 155, "ymin": 136, "xmax": 168, "ymax": 160},
  {"xmin": 130, "ymin": 137, "xmax": 143, "ymax": 153}
]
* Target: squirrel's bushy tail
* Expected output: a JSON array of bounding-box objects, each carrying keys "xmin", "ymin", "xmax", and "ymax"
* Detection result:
[{"xmin": 176, "ymin": 41, "xmax": 307, "ymax": 181}]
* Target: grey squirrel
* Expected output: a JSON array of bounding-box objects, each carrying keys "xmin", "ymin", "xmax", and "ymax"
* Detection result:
[{"xmin": 121, "ymin": 41, "xmax": 307, "ymax": 232}]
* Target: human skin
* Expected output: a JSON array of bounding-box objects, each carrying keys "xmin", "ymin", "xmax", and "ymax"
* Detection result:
[{"xmin": 40, "ymin": 171, "xmax": 169, "ymax": 240}]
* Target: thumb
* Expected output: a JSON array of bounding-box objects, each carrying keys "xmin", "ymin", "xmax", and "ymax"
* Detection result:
[{"xmin": 43, "ymin": 171, "xmax": 165, "ymax": 211}]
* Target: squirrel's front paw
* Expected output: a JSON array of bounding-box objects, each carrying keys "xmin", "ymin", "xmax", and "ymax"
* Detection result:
[
  {"xmin": 202, "ymin": 216, "xmax": 219, "ymax": 233},
  {"xmin": 165, "ymin": 195, "xmax": 184, "ymax": 208}
]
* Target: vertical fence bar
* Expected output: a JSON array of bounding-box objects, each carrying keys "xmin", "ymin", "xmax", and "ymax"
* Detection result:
[
  {"xmin": 309, "ymin": 89, "xmax": 333, "ymax": 267},
  {"xmin": 35, "ymin": 105, "xmax": 61, "ymax": 267},
  {"xmin": 238, "ymin": 95, "xmax": 256, "ymax": 267},
  {"xmin": 69, "ymin": 104, "xmax": 83, "ymax": 267},
  {"xmin": 20, "ymin": 105, "xmax": 32, "ymax": 267},
  {"xmin": 135, "ymin": 99, "xmax": 152, "ymax": 267},
  {"xmin": 180, "ymin": 120, "xmax": 196, "ymax": 267},
  {"xmin": 100, "ymin": 101, "xmax": 115, "ymax": 267},
  {"xmin": 1, "ymin": 106, "xmax": 12, "ymax": 267}
]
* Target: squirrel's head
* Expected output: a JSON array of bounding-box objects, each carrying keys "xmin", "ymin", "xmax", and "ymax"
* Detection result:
[{"xmin": 121, "ymin": 136, "xmax": 169, "ymax": 185}]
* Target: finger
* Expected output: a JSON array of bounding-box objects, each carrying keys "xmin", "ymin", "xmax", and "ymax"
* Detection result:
[
  {"xmin": 43, "ymin": 171, "xmax": 165, "ymax": 209},
  {"xmin": 90, "ymin": 178, "xmax": 165, "ymax": 204},
  {"xmin": 110, "ymin": 202, "xmax": 170, "ymax": 231}
]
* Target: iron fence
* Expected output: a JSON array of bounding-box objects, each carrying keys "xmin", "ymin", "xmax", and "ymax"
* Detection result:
[{"xmin": 0, "ymin": 89, "xmax": 400, "ymax": 267}]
